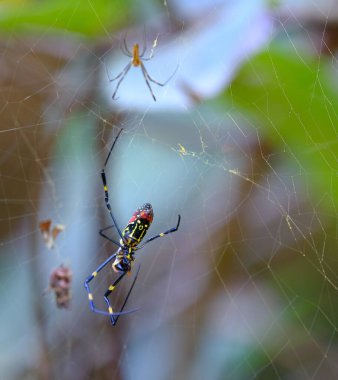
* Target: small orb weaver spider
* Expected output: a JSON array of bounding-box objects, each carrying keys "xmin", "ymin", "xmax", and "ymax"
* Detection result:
[
  {"xmin": 84, "ymin": 129, "xmax": 181, "ymax": 326},
  {"xmin": 105, "ymin": 33, "xmax": 178, "ymax": 101}
]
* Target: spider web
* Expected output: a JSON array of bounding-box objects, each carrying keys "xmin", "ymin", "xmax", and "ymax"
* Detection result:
[{"xmin": 1, "ymin": 0, "xmax": 338, "ymax": 379}]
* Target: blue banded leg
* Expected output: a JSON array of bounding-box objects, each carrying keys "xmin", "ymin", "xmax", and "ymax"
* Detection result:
[
  {"xmin": 100, "ymin": 129, "xmax": 124, "ymax": 240},
  {"xmin": 84, "ymin": 254, "xmax": 139, "ymax": 318},
  {"xmin": 136, "ymin": 214, "xmax": 181, "ymax": 250},
  {"xmin": 104, "ymin": 265, "xmax": 141, "ymax": 326},
  {"xmin": 103, "ymin": 272, "xmax": 127, "ymax": 322},
  {"xmin": 84, "ymin": 253, "xmax": 116, "ymax": 315}
]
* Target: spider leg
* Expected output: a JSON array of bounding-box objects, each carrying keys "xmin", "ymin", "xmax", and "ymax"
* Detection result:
[
  {"xmin": 120, "ymin": 44, "xmax": 132, "ymax": 58},
  {"xmin": 99, "ymin": 225, "xmax": 121, "ymax": 247},
  {"xmin": 103, "ymin": 128, "xmax": 123, "ymax": 166},
  {"xmin": 101, "ymin": 129, "xmax": 125, "ymax": 241},
  {"xmin": 104, "ymin": 264, "xmax": 141, "ymax": 326},
  {"xmin": 84, "ymin": 253, "xmax": 116, "ymax": 314},
  {"xmin": 101, "ymin": 170, "xmax": 124, "ymax": 240},
  {"xmin": 122, "ymin": 35, "xmax": 133, "ymax": 57},
  {"xmin": 105, "ymin": 61, "xmax": 128, "ymax": 82},
  {"xmin": 84, "ymin": 254, "xmax": 139, "ymax": 317},
  {"xmin": 136, "ymin": 214, "xmax": 181, "ymax": 250},
  {"xmin": 141, "ymin": 62, "xmax": 179, "ymax": 86},
  {"xmin": 140, "ymin": 64, "xmax": 157, "ymax": 101},
  {"xmin": 140, "ymin": 62, "xmax": 178, "ymax": 101},
  {"xmin": 139, "ymin": 26, "xmax": 147, "ymax": 57},
  {"xmin": 111, "ymin": 62, "xmax": 132, "ymax": 100}
]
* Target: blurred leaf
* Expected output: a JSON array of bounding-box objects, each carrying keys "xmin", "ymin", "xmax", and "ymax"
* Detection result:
[
  {"xmin": 0, "ymin": 0, "xmax": 134, "ymax": 36},
  {"xmin": 0, "ymin": 45, "xmax": 64, "ymax": 240},
  {"xmin": 220, "ymin": 45, "xmax": 338, "ymax": 210}
]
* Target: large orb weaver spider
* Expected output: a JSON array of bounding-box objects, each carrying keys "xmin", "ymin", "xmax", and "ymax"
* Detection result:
[
  {"xmin": 106, "ymin": 33, "xmax": 178, "ymax": 101},
  {"xmin": 84, "ymin": 129, "xmax": 181, "ymax": 326}
]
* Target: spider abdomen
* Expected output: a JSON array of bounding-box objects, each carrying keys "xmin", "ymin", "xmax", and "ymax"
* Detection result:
[
  {"xmin": 132, "ymin": 43, "xmax": 141, "ymax": 67},
  {"xmin": 122, "ymin": 203, "xmax": 154, "ymax": 246}
]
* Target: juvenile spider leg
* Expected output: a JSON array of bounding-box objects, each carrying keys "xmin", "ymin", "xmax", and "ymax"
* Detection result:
[
  {"xmin": 122, "ymin": 27, "xmax": 147, "ymax": 57},
  {"xmin": 140, "ymin": 65, "xmax": 157, "ymax": 101},
  {"xmin": 121, "ymin": 37, "xmax": 133, "ymax": 57},
  {"xmin": 140, "ymin": 62, "xmax": 178, "ymax": 101},
  {"xmin": 105, "ymin": 60, "xmax": 125, "ymax": 83},
  {"xmin": 139, "ymin": 28, "xmax": 147, "ymax": 57},
  {"xmin": 141, "ymin": 62, "xmax": 179, "ymax": 86},
  {"xmin": 109, "ymin": 62, "xmax": 132, "ymax": 100}
]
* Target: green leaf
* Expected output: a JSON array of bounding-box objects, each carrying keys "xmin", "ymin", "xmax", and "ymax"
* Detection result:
[
  {"xmin": 0, "ymin": 0, "xmax": 134, "ymax": 36},
  {"xmin": 221, "ymin": 45, "xmax": 338, "ymax": 210}
]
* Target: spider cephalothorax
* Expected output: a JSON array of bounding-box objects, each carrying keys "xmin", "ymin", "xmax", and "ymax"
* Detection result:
[
  {"xmin": 112, "ymin": 203, "xmax": 154, "ymax": 273},
  {"xmin": 121, "ymin": 203, "xmax": 154, "ymax": 246}
]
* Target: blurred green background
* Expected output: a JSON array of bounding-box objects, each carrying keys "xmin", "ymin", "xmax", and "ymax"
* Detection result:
[{"xmin": 1, "ymin": 0, "xmax": 338, "ymax": 379}]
